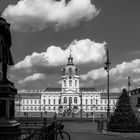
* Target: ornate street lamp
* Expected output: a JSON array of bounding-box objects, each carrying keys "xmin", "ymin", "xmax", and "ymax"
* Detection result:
[{"xmin": 104, "ymin": 48, "xmax": 111, "ymax": 120}]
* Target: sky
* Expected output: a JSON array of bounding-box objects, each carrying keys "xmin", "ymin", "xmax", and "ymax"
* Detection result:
[{"xmin": 0, "ymin": 0, "xmax": 140, "ymax": 92}]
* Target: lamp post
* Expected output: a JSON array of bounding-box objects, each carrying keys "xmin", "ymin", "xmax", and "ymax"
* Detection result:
[
  {"xmin": 104, "ymin": 48, "xmax": 111, "ymax": 120},
  {"xmin": 80, "ymin": 91, "xmax": 82, "ymax": 122}
]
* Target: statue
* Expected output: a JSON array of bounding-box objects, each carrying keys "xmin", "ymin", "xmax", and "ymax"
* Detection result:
[{"xmin": 0, "ymin": 16, "xmax": 14, "ymax": 81}]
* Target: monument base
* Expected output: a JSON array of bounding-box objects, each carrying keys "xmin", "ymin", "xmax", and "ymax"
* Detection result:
[
  {"xmin": 0, "ymin": 80, "xmax": 21, "ymax": 140},
  {"xmin": 0, "ymin": 120, "xmax": 21, "ymax": 140}
]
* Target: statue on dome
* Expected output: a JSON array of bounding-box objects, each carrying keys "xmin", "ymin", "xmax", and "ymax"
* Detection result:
[{"xmin": 0, "ymin": 16, "xmax": 14, "ymax": 81}]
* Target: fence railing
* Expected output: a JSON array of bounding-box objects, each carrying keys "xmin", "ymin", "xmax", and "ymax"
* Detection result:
[{"xmin": 20, "ymin": 119, "xmax": 55, "ymax": 140}]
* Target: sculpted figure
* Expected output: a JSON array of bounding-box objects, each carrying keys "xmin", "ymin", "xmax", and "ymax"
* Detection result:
[{"xmin": 0, "ymin": 17, "xmax": 14, "ymax": 80}]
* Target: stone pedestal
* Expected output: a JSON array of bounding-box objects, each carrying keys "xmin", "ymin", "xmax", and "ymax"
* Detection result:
[{"xmin": 0, "ymin": 80, "xmax": 21, "ymax": 140}]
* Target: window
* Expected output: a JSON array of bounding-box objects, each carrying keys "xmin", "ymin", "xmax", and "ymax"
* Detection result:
[
  {"xmin": 100, "ymin": 100, "xmax": 102, "ymax": 104},
  {"xmin": 75, "ymin": 68, "xmax": 78, "ymax": 75},
  {"xmin": 69, "ymin": 80, "xmax": 72, "ymax": 87},
  {"xmin": 100, "ymin": 107, "xmax": 103, "ymax": 110},
  {"xmin": 39, "ymin": 100, "xmax": 41, "ymax": 104},
  {"xmin": 35, "ymin": 100, "xmax": 37, "ymax": 104},
  {"xmin": 113, "ymin": 100, "xmax": 116, "ymax": 105},
  {"xmin": 27, "ymin": 100, "xmax": 29, "ymax": 104},
  {"xmin": 85, "ymin": 99, "xmax": 88, "ymax": 105},
  {"xmin": 64, "ymin": 97, "xmax": 67, "ymax": 103},
  {"xmin": 96, "ymin": 99, "xmax": 98, "ymax": 105},
  {"xmin": 75, "ymin": 80, "xmax": 77, "ymax": 87},
  {"xmin": 105, "ymin": 99, "xmax": 107, "ymax": 104},
  {"xmin": 22, "ymin": 100, "xmax": 25, "ymax": 104},
  {"xmin": 53, "ymin": 99, "xmax": 55, "ymax": 104},
  {"xmin": 91, "ymin": 99, "xmax": 93, "ymax": 104},
  {"xmin": 48, "ymin": 99, "xmax": 50, "ymax": 104},
  {"xmin": 69, "ymin": 97, "xmax": 72, "ymax": 104},
  {"xmin": 59, "ymin": 98, "xmax": 61, "ymax": 104},
  {"xmin": 31, "ymin": 100, "xmax": 33, "ymax": 104},
  {"xmin": 64, "ymin": 80, "xmax": 66, "ymax": 87},
  {"xmin": 43, "ymin": 99, "xmax": 45, "ymax": 104},
  {"xmin": 69, "ymin": 68, "xmax": 72, "ymax": 74},
  {"xmin": 54, "ymin": 107, "xmax": 55, "ymax": 110},
  {"xmin": 74, "ymin": 97, "xmax": 77, "ymax": 103}
]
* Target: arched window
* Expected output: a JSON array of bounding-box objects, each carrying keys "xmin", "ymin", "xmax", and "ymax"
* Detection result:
[
  {"xmin": 64, "ymin": 80, "xmax": 66, "ymax": 87},
  {"xmin": 85, "ymin": 99, "xmax": 88, "ymax": 104},
  {"xmin": 91, "ymin": 99, "xmax": 93, "ymax": 104},
  {"xmin": 69, "ymin": 68, "xmax": 72, "ymax": 75},
  {"xmin": 53, "ymin": 99, "xmax": 55, "ymax": 104},
  {"xmin": 74, "ymin": 97, "xmax": 77, "ymax": 103},
  {"xmin": 96, "ymin": 99, "xmax": 98, "ymax": 105},
  {"xmin": 64, "ymin": 97, "xmax": 67, "ymax": 103},
  {"xmin": 35, "ymin": 100, "xmax": 37, "ymax": 104},
  {"xmin": 48, "ymin": 99, "xmax": 50, "ymax": 104},
  {"xmin": 69, "ymin": 97, "xmax": 72, "ymax": 104},
  {"xmin": 75, "ymin": 80, "xmax": 77, "ymax": 87},
  {"xmin": 69, "ymin": 80, "xmax": 72, "ymax": 87}
]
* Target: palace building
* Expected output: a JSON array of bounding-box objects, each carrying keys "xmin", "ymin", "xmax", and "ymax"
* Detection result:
[{"xmin": 15, "ymin": 54, "xmax": 119, "ymax": 116}]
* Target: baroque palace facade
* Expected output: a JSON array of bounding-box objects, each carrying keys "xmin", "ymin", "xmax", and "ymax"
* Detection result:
[{"xmin": 16, "ymin": 54, "xmax": 119, "ymax": 116}]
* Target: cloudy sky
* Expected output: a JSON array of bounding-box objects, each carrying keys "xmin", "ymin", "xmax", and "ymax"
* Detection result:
[{"xmin": 1, "ymin": 0, "xmax": 140, "ymax": 92}]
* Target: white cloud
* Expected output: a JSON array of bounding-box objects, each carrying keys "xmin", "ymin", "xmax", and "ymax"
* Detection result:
[
  {"xmin": 80, "ymin": 59, "xmax": 140, "ymax": 89},
  {"xmin": 80, "ymin": 67, "xmax": 106, "ymax": 80},
  {"xmin": 12, "ymin": 39, "xmax": 106, "ymax": 70},
  {"xmin": 18, "ymin": 73, "xmax": 46, "ymax": 84},
  {"xmin": 2, "ymin": 0, "xmax": 99, "ymax": 32}
]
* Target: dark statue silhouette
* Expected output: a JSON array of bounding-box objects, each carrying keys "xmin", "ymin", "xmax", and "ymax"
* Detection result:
[{"xmin": 0, "ymin": 16, "xmax": 14, "ymax": 80}]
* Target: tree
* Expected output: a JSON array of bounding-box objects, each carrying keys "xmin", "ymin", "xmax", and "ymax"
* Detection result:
[{"xmin": 109, "ymin": 89, "xmax": 138, "ymax": 130}]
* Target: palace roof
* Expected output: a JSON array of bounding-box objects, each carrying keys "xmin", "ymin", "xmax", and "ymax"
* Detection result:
[
  {"xmin": 100, "ymin": 92, "xmax": 120, "ymax": 99},
  {"xmin": 44, "ymin": 87, "xmax": 61, "ymax": 92},
  {"xmin": 18, "ymin": 93, "xmax": 41, "ymax": 99}
]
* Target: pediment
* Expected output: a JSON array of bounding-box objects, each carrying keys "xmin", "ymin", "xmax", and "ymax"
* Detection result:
[{"xmin": 62, "ymin": 89, "xmax": 80, "ymax": 95}]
